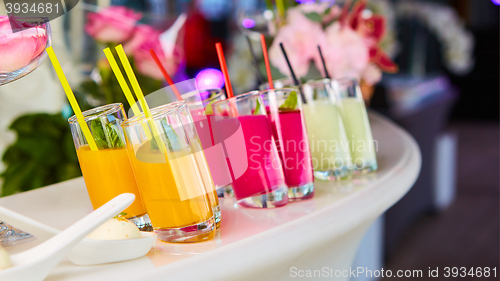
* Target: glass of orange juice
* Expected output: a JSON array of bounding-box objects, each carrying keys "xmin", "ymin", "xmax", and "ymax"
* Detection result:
[
  {"xmin": 122, "ymin": 101, "xmax": 216, "ymax": 243},
  {"xmin": 170, "ymin": 98, "xmax": 221, "ymax": 229},
  {"xmin": 68, "ymin": 103, "xmax": 151, "ymax": 230}
]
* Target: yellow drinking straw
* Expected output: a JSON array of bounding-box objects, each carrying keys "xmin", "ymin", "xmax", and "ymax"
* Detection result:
[
  {"xmin": 102, "ymin": 48, "xmax": 142, "ymax": 116},
  {"xmin": 46, "ymin": 47, "xmax": 98, "ymax": 151},
  {"xmin": 115, "ymin": 45, "xmax": 151, "ymax": 117},
  {"xmin": 102, "ymin": 47, "xmax": 152, "ymax": 140},
  {"xmin": 114, "ymin": 44, "xmax": 167, "ymax": 153}
]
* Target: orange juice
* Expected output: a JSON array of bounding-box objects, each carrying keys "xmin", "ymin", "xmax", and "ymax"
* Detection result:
[
  {"xmin": 191, "ymin": 138, "xmax": 221, "ymax": 228},
  {"xmin": 128, "ymin": 145, "xmax": 214, "ymax": 231},
  {"xmin": 77, "ymin": 146, "xmax": 146, "ymax": 219}
]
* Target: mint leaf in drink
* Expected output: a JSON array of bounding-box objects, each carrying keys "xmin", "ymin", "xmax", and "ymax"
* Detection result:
[
  {"xmin": 90, "ymin": 119, "xmax": 109, "ymax": 149},
  {"xmin": 204, "ymin": 98, "xmax": 216, "ymax": 115},
  {"xmin": 279, "ymin": 91, "xmax": 298, "ymax": 111},
  {"xmin": 90, "ymin": 119, "xmax": 124, "ymax": 149},
  {"xmin": 160, "ymin": 119, "xmax": 187, "ymax": 151},
  {"xmin": 204, "ymin": 91, "xmax": 219, "ymax": 115},
  {"xmin": 104, "ymin": 123, "xmax": 125, "ymax": 149},
  {"xmin": 254, "ymin": 97, "xmax": 262, "ymax": 115},
  {"xmin": 150, "ymin": 136, "xmax": 160, "ymax": 151},
  {"xmin": 204, "ymin": 102, "xmax": 215, "ymax": 115}
]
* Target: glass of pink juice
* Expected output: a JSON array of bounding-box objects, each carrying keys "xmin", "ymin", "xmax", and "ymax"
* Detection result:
[
  {"xmin": 212, "ymin": 92, "xmax": 288, "ymax": 208},
  {"xmin": 182, "ymin": 89, "xmax": 234, "ymax": 198},
  {"xmin": 259, "ymin": 89, "xmax": 315, "ymax": 200}
]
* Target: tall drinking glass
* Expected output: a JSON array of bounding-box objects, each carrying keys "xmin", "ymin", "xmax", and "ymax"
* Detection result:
[
  {"xmin": 212, "ymin": 92, "xmax": 288, "ymax": 208},
  {"xmin": 333, "ymin": 78, "xmax": 378, "ymax": 173},
  {"xmin": 122, "ymin": 101, "xmax": 216, "ymax": 242},
  {"xmin": 259, "ymin": 89, "xmax": 315, "ymax": 200},
  {"xmin": 182, "ymin": 89, "xmax": 233, "ymax": 198},
  {"xmin": 302, "ymin": 79, "xmax": 353, "ymax": 181},
  {"xmin": 68, "ymin": 103, "xmax": 151, "ymax": 230},
  {"xmin": 166, "ymin": 99, "xmax": 221, "ymax": 229}
]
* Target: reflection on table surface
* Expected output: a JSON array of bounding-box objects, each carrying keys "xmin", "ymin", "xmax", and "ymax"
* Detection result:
[{"xmin": 146, "ymin": 173, "xmax": 376, "ymax": 268}]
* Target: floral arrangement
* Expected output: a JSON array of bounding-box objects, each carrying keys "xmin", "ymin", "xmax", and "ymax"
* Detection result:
[
  {"xmin": 85, "ymin": 6, "xmax": 181, "ymax": 80},
  {"xmin": 78, "ymin": 6, "xmax": 183, "ymax": 109},
  {"xmin": 395, "ymin": 1, "xmax": 474, "ymax": 75},
  {"xmin": 268, "ymin": 0, "xmax": 398, "ymax": 86}
]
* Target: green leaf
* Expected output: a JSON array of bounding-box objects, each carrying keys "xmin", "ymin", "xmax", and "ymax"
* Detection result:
[
  {"xmin": 303, "ymin": 12, "xmax": 322, "ymax": 23},
  {"xmin": 9, "ymin": 114, "xmax": 64, "ymax": 138},
  {"xmin": 56, "ymin": 163, "xmax": 82, "ymax": 182},
  {"xmin": 17, "ymin": 138, "xmax": 61, "ymax": 165},
  {"xmin": 90, "ymin": 119, "xmax": 109, "ymax": 149},
  {"xmin": 204, "ymin": 92, "xmax": 221, "ymax": 115},
  {"xmin": 279, "ymin": 91, "xmax": 298, "ymax": 111},
  {"xmin": 160, "ymin": 119, "xmax": 185, "ymax": 151},
  {"xmin": 104, "ymin": 123, "xmax": 125, "ymax": 149},
  {"xmin": 254, "ymin": 98, "xmax": 262, "ymax": 115},
  {"xmin": 89, "ymin": 118, "xmax": 125, "ymax": 149},
  {"xmin": 1, "ymin": 161, "xmax": 37, "ymax": 196},
  {"xmin": 63, "ymin": 132, "xmax": 78, "ymax": 162},
  {"xmin": 324, "ymin": 7, "xmax": 331, "ymax": 16}
]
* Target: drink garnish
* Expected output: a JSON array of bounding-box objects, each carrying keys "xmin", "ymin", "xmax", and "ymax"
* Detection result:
[
  {"xmin": 254, "ymin": 97, "xmax": 262, "ymax": 115},
  {"xmin": 279, "ymin": 91, "xmax": 298, "ymax": 111},
  {"xmin": 90, "ymin": 119, "xmax": 125, "ymax": 149},
  {"xmin": 150, "ymin": 120, "xmax": 186, "ymax": 151},
  {"xmin": 204, "ymin": 92, "xmax": 218, "ymax": 115}
]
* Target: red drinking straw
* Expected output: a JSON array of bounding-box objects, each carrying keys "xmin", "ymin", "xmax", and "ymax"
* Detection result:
[
  {"xmin": 149, "ymin": 49, "xmax": 183, "ymax": 101},
  {"xmin": 260, "ymin": 34, "xmax": 274, "ymax": 90},
  {"xmin": 215, "ymin": 42, "xmax": 234, "ymax": 98}
]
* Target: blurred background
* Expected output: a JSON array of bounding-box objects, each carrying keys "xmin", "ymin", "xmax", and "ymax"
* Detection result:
[{"xmin": 0, "ymin": 0, "xmax": 498, "ymax": 279}]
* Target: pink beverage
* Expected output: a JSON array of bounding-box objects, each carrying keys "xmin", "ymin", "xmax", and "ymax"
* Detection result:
[
  {"xmin": 212, "ymin": 92, "xmax": 289, "ymax": 208},
  {"xmin": 231, "ymin": 115, "xmax": 286, "ymax": 200},
  {"xmin": 276, "ymin": 110, "xmax": 314, "ymax": 189},
  {"xmin": 183, "ymin": 90, "xmax": 233, "ymax": 192},
  {"xmin": 190, "ymin": 107, "xmax": 214, "ymax": 148},
  {"xmin": 262, "ymin": 89, "xmax": 315, "ymax": 201}
]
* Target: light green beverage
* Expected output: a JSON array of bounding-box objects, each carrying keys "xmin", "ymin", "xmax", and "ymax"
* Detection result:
[
  {"xmin": 303, "ymin": 102, "xmax": 352, "ymax": 181},
  {"xmin": 338, "ymin": 98, "xmax": 377, "ymax": 173},
  {"xmin": 303, "ymin": 100, "xmax": 352, "ymax": 173}
]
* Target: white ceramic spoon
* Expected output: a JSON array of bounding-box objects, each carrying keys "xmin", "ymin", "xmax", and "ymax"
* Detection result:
[
  {"xmin": 0, "ymin": 193, "xmax": 134, "ymax": 281},
  {"xmin": 0, "ymin": 199, "xmax": 157, "ymax": 266},
  {"xmin": 0, "ymin": 209, "xmax": 156, "ymax": 266}
]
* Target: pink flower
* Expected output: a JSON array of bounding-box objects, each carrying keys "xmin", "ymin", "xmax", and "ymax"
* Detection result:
[
  {"xmin": 269, "ymin": 11, "xmax": 324, "ymax": 77},
  {"xmin": 85, "ymin": 6, "xmax": 141, "ymax": 43},
  {"xmin": 123, "ymin": 24, "xmax": 160, "ymax": 53},
  {"xmin": 361, "ymin": 63, "xmax": 382, "ymax": 85},
  {"xmin": 0, "ymin": 16, "xmax": 48, "ymax": 73},
  {"xmin": 315, "ymin": 22, "xmax": 369, "ymax": 79},
  {"xmin": 133, "ymin": 39, "xmax": 180, "ymax": 80}
]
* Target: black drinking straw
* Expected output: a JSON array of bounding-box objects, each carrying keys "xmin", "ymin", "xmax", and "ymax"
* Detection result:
[
  {"xmin": 245, "ymin": 35, "xmax": 264, "ymax": 85},
  {"xmin": 279, "ymin": 43, "xmax": 307, "ymax": 104},
  {"xmin": 317, "ymin": 45, "xmax": 331, "ymax": 79}
]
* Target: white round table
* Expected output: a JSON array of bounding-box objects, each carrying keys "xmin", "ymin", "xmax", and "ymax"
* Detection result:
[{"xmin": 1, "ymin": 112, "xmax": 421, "ymax": 281}]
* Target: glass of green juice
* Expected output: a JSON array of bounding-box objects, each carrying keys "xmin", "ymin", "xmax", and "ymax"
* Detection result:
[
  {"xmin": 333, "ymin": 78, "xmax": 377, "ymax": 173},
  {"xmin": 302, "ymin": 79, "xmax": 353, "ymax": 181}
]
